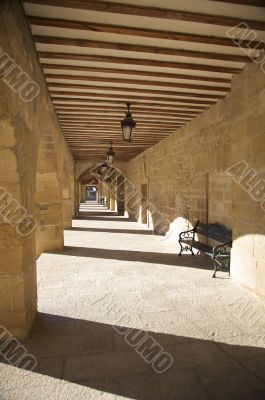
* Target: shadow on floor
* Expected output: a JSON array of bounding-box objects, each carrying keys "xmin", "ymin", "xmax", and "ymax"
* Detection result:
[
  {"xmin": 48, "ymin": 246, "xmax": 213, "ymax": 270},
  {"xmin": 66, "ymin": 227, "xmax": 154, "ymax": 235},
  {"xmin": 2, "ymin": 313, "xmax": 264, "ymax": 399}
]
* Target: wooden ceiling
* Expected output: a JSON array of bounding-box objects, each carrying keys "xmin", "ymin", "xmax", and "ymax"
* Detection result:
[{"xmin": 23, "ymin": 0, "xmax": 265, "ymax": 161}]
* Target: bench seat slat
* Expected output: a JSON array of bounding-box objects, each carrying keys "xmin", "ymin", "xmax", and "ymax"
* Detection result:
[{"xmin": 181, "ymin": 239, "xmax": 212, "ymax": 253}]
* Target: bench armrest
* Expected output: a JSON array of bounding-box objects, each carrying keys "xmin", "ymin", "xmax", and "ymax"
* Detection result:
[
  {"xmin": 213, "ymin": 241, "xmax": 232, "ymax": 256},
  {"xmin": 179, "ymin": 228, "xmax": 196, "ymax": 240},
  {"xmin": 179, "ymin": 220, "xmax": 199, "ymax": 241}
]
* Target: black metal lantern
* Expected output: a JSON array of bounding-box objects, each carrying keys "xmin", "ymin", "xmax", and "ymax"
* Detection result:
[
  {"xmin": 106, "ymin": 141, "xmax": 115, "ymax": 164},
  {"xmin": 98, "ymin": 161, "xmax": 109, "ymax": 179},
  {"xmin": 121, "ymin": 102, "xmax": 136, "ymax": 142}
]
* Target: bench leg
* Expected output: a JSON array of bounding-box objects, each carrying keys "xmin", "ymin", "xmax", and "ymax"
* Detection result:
[
  {"xmin": 212, "ymin": 256, "xmax": 231, "ymax": 278},
  {"xmin": 212, "ymin": 264, "xmax": 217, "ymax": 278},
  {"xmin": 212, "ymin": 256, "xmax": 220, "ymax": 278},
  {"xmin": 178, "ymin": 241, "xmax": 183, "ymax": 256}
]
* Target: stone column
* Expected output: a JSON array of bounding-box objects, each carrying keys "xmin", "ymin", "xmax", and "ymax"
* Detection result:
[
  {"xmin": 116, "ymin": 175, "xmax": 125, "ymax": 216},
  {"xmin": 81, "ymin": 184, "xmax": 86, "ymax": 202}
]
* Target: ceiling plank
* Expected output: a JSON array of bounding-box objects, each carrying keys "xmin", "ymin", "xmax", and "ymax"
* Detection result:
[
  {"xmin": 53, "ymin": 102, "xmax": 205, "ymax": 111},
  {"xmin": 52, "ymin": 99, "xmax": 207, "ymax": 110},
  {"xmin": 45, "ymin": 73, "xmax": 229, "ymax": 92},
  {"xmin": 25, "ymin": 0, "xmax": 265, "ymax": 31},
  {"xmin": 34, "ymin": 35, "xmax": 251, "ymax": 63},
  {"xmin": 48, "ymin": 83, "xmax": 226, "ymax": 99},
  {"xmin": 61, "ymin": 125, "xmax": 181, "ymax": 129},
  {"xmin": 41, "ymin": 64, "xmax": 231, "ymax": 84},
  {"xmin": 58, "ymin": 116, "xmax": 190, "ymax": 122},
  {"xmin": 55, "ymin": 109, "xmax": 198, "ymax": 117},
  {"xmin": 57, "ymin": 112, "xmax": 192, "ymax": 119},
  {"xmin": 61, "ymin": 126, "xmax": 181, "ymax": 131},
  {"xmin": 39, "ymin": 52, "xmax": 241, "ymax": 74},
  {"xmin": 56, "ymin": 112, "xmax": 198, "ymax": 119},
  {"xmin": 62, "ymin": 129, "xmax": 178, "ymax": 133},
  {"xmin": 211, "ymin": 0, "xmax": 265, "ymax": 7},
  {"xmin": 51, "ymin": 93, "xmax": 215, "ymax": 106},
  {"xmin": 28, "ymin": 16, "xmax": 261, "ymax": 49}
]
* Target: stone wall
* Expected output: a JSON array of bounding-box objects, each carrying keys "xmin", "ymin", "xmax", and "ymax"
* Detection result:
[
  {"xmin": 124, "ymin": 63, "xmax": 265, "ymax": 300},
  {"xmin": 0, "ymin": 0, "xmax": 74, "ymax": 338}
]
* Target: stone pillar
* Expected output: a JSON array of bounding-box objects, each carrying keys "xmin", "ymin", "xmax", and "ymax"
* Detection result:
[
  {"xmin": 34, "ymin": 130, "xmax": 64, "ymax": 257},
  {"xmin": 98, "ymin": 182, "xmax": 102, "ymax": 203},
  {"xmin": 110, "ymin": 191, "xmax": 116, "ymax": 211},
  {"xmin": 62, "ymin": 162, "xmax": 74, "ymax": 229},
  {"xmin": 75, "ymin": 181, "xmax": 80, "ymax": 217},
  {"xmin": 117, "ymin": 175, "xmax": 125, "ymax": 216},
  {"xmin": 81, "ymin": 184, "xmax": 86, "ymax": 203},
  {"xmin": 107, "ymin": 185, "xmax": 111, "ymax": 209},
  {"xmin": 0, "ymin": 116, "xmax": 37, "ymax": 340}
]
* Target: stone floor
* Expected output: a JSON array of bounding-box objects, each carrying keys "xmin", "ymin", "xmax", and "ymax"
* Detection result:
[{"xmin": 1, "ymin": 202, "xmax": 265, "ymax": 399}]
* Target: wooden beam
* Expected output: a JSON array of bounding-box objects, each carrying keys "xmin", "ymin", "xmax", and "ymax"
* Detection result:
[
  {"xmin": 25, "ymin": 1, "xmax": 265, "ymax": 31},
  {"xmin": 51, "ymin": 94, "xmax": 215, "ymax": 107},
  {"xmin": 45, "ymin": 73, "xmax": 229, "ymax": 92},
  {"xmin": 67, "ymin": 142, "xmax": 166, "ymax": 146},
  {"xmin": 59, "ymin": 117, "xmax": 187, "ymax": 123},
  {"xmin": 61, "ymin": 125, "xmax": 180, "ymax": 130},
  {"xmin": 53, "ymin": 103, "xmax": 204, "ymax": 112},
  {"xmin": 58, "ymin": 115, "xmax": 190, "ymax": 122},
  {"xmin": 69, "ymin": 145, "xmax": 151, "ymax": 148},
  {"xmin": 62, "ymin": 129, "xmax": 178, "ymax": 134},
  {"xmin": 48, "ymin": 83, "xmax": 225, "ymax": 99},
  {"xmin": 211, "ymin": 0, "xmax": 265, "ymax": 7},
  {"xmin": 52, "ymin": 100, "xmax": 206, "ymax": 110},
  {"xmin": 34, "ymin": 35, "xmax": 250, "ymax": 63},
  {"xmin": 61, "ymin": 126, "xmax": 180, "ymax": 131},
  {"xmin": 64, "ymin": 137, "xmax": 169, "ymax": 140},
  {"xmin": 66, "ymin": 142, "xmax": 167, "ymax": 146},
  {"xmin": 59, "ymin": 118, "xmax": 190, "ymax": 124},
  {"xmin": 39, "ymin": 52, "xmax": 240, "ymax": 74},
  {"xmin": 58, "ymin": 112, "xmax": 191, "ymax": 119},
  {"xmin": 56, "ymin": 112, "xmax": 198, "ymax": 119},
  {"xmin": 65, "ymin": 136, "xmax": 168, "ymax": 139},
  {"xmin": 28, "ymin": 16, "xmax": 261, "ymax": 49},
  {"xmin": 41, "ymin": 64, "xmax": 231, "ymax": 84},
  {"xmin": 58, "ymin": 111, "xmax": 191, "ymax": 117},
  {"xmin": 56, "ymin": 109, "xmax": 198, "ymax": 117}
]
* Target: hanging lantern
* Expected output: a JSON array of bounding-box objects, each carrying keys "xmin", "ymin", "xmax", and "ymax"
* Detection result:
[
  {"xmin": 98, "ymin": 161, "xmax": 109, "ymax": 179},
  {"xmin": 106, "ymin": 141, "xmax": 115, "ymax": 164},
  {"xmin": 121, "ymin": 102, "xmax": 136, "ymax": 142}
]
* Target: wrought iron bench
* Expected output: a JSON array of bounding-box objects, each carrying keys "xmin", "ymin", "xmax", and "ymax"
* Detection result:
[{"xmin": 178, "ymin": 220, "xmax": 232, "ymax": 278}]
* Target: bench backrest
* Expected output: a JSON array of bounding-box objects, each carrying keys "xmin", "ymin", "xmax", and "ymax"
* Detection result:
[{"xmin": 195, "ymin": 221, "xmax": 232, "ymax": 243}]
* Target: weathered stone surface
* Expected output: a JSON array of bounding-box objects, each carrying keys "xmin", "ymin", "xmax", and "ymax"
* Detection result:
[
  {"xmin": 123, "ymin": 63, "xmax": 265, "ymax": 300},
  {"xmin": 0, "ymin": 1, "xmax": 74, "ymax": 337}
]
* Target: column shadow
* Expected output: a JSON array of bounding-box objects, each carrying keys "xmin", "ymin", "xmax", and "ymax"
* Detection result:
[
  {"xmin": 1, "ymin": 313, "xmax": 264, "ymax": 400},
  {"xmin": 48, "ymin": 246, "xmax": 213, "ymax": 270}
]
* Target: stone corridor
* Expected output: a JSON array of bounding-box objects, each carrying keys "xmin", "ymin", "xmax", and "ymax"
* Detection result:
[{"xmin": 1, "ymin": 206, "xmax": 265, "ymax": 400}]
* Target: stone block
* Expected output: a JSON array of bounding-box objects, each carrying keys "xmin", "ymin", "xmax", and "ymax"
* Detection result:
[
  {"xmin": 231, "ymin": 247, "xmax": 257, "ymax": 290},
  {"xmin": 256, "ymin": 259, "xmax": 265, "ymax": 299}
]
